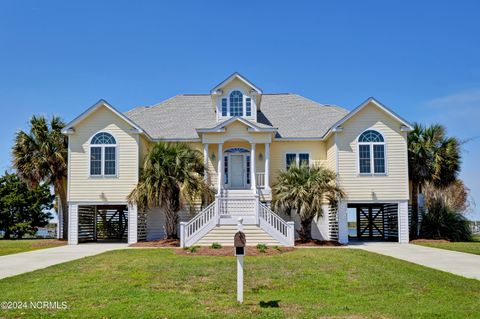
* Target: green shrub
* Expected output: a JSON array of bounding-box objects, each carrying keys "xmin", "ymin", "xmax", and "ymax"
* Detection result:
[
  {"xmin": 256, "ymin": 243, "xmax": 268, "ymax": 253},
  {"xmin": 184, "ymin": 245, "xmax": 200, "ymax": 253},
  {"xmin": 210, "ymin": 242, "xmax": 222, "ymax": 249},
  {"xmin": 273, "ymin": 245, "xmax": 282, "ymax": 252},
  {"xmin": 420, "ymin": 202, "xmax": 472, "ymax": 242}
]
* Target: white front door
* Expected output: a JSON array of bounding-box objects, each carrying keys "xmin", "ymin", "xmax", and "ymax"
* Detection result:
[{"xmin": 230, "ymin": 155, "xmax": 244, "ymax": 188}]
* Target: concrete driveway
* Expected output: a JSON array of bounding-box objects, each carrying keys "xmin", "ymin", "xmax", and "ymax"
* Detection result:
[
  {"xmin": 0, "ymin": 243, "xmax": 128, "ymax": 280},
  {"xmin": 351, "ymin": 242, "xmax": 480, "ymax": 280}
]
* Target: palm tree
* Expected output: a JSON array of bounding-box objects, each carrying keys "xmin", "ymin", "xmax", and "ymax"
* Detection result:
[
  {"xmin": 272, "ymin": 164, "xmax": 344, "ymax": 241},
  {"xmin": 408, "ymin": 123, "xmax": 461, "ymax": 238},
  {"xmin": 12, "ymin": 115, "xmax": 68, "ymax": 239},
  {"xmin": 128, "ymin": 142, "xmax": 213, "ymax": 239}
]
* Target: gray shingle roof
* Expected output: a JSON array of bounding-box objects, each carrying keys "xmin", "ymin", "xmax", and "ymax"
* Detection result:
[{"xmin": 124, "ymin": 94, "xmax": 348, "ymax": 139}]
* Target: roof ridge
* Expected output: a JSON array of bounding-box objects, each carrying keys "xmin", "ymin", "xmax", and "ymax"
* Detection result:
[{"xmin": 149, "ymin": 94, "xmax": 185, "ymax": 109}]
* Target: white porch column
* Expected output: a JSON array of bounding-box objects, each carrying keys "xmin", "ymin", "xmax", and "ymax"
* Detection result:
[
  {"xmin": 337, "ymin": 200, "xmax": 348, "ymax": 244},
  {"xmin": 57, "ymin": 204, "xmax": 63, "ymax": 239},
  {"xmin": 217, "ymin": 143, "xmax": 223, "ymax": 195},
  {"xmin": 68, "ymin": 204, "xmax": 78, "ymax": 245},
  {"xmin": 203, "ymin": 143, "xmax": 209, "ymax": 183},
  {"xmin": 398, "ymin": 200, "xmax": 410, "ymax": 244},
  {"xmin": 264, "ymin": 143, "xmax": 270, "ymax": 192},
  {"xmin": 250, "ymin": 143, "xmax": 256, "ymax": 192},
  {"xmin": 128, "ymin": 203, "xmax": 138, "ymax": 244}
]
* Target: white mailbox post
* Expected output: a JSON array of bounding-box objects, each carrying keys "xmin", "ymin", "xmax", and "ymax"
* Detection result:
[{"xmin": 234, "ymin": 218, "xmax": 246, "ymax": 304}]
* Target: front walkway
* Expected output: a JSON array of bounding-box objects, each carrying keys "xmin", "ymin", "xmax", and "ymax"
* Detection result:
[
  {"xmin": 0, "ymin": 243, "xmax": 128, "ymax": 280},
  {"xmin": 351, "ymin": 242, "xmax": 480, "ymax": 280}
]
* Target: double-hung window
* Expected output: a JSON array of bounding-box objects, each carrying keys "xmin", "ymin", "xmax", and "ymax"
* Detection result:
[
  {"xmin": 221, "ymin": 98, "xmax": 228, "ymax": 116},
  {"xmin": 358, "ymin": 130, "xmax": 386, "ymax": 174},
  {"xmin": 90, "ymin": 132, "xmax": 117, "ymax": 177},
  {"xmin": 285, "ymin": 152, "xmax": 310, "ymax": 169}
]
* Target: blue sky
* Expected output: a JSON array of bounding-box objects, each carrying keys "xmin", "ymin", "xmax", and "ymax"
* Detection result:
[{"xmin": 0, "ymin": 1, "xmax": 479, "ymax": 220}]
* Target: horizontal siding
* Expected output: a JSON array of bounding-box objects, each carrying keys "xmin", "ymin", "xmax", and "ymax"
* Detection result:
[
  {"xmin": 192, "ymin": 140, "xmax": 328, "ymax": 189},
  {"xmin": 270, "ymin": 141, "xmax": 326, "ymax": 184},
  {"xmin": 336, "ymin": 102, "xmax": 409, "ymax": 201},
  {"xmin": 326, "ymin": 136, "xmax": 336, "ymax": 172},
  {"xmin": 68, "ymin": 106, "xmax": 139, "ymax": 203},
  {"xmin": 146, "ymin": 207, "xmax": 194, "ymax": 240}
]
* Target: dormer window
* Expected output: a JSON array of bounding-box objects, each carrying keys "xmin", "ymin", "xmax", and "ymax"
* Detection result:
[
  {"xmin": 211, "ymin": 73, "xmax": 262, "ymax": 121},
  {"xmin": 217, "ymin": 89, "xmax": 256, "ymax": 120},
  {"xmin": 229, "ymin": 90, "xmax": 244, "ymax": 116}
]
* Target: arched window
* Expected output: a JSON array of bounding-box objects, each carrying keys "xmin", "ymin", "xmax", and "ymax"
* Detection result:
[
  {"xmin": 358, "ymin": 130, "xmax": 386, "ymax": 174},
  {"xmin": 90, "ymin": 132, "xmax": 117, "ymax": 176},
  {"xmin": 229, "ymin": 90, "xmax": 244, "ymax": 116}
]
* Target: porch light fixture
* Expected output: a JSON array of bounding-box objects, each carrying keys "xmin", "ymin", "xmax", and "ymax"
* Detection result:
[
  {"xmin": 211, "ymin": 152, "xmax": 216, "ymax": 162},
  {"xmin": 258, "ymin": 152, "xmax": 263, "ymax": 161}
]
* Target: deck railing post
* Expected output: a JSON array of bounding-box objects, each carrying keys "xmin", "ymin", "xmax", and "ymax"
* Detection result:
[
  {"xmin": 215, "ymin": 195, "xmax": 220, "ymax": 225},
  {"xmin": 255, "ymin": 196, "xmax": 260, "ymax": 225},
  {"xmin": 287, "ymin": 221, "xmax": 295, "ymax": 247},
  {"xmin": 179, "ymin": 222, "xmax": 187, "ymax": 248}
]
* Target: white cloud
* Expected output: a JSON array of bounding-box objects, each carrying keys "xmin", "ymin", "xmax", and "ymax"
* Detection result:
[{"xmin": 425, "ymin": 88, "xmax": 480, "ymax": 109}]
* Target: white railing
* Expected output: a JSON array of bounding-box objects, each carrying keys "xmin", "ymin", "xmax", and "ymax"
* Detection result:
[
  {"xmin": 256, "ymin": 172, "xmax": 265, "ymax": 188},
  {"xmin": 180, "ymin": 202, "xmax": 216, "ymax": 247},
  {"xmin": 180, "ymin": 196, "xmax": 295, "ymax": 247},
  {"xmin": 218, "ymin": 197, "xmax": 256, "ymax": 216},
  {"xmin": 258, "ymin": 203, "xmax": 295, "ymax": 246}
]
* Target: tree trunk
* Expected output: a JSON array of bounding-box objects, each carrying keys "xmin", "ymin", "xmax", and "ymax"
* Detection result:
[
  {"xmin": 411, "ymin": 180, "xmax": 419, "ymax": 239},
  {"xmin": 4, "ymin": 229, "xmax": 11, "ymax": 239},
  {"xmin": 164, "ymin": 206, "xmax": 179, "ymax": 239},
  {"xmin": 55, "ymin": 179, "xmax": 68, "ymax": 240},
  {"xmin": 298, "ymin": 217, "xmax": 313, "ymax": 241}
]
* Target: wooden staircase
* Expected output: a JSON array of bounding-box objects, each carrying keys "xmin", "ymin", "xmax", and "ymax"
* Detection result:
[
  {"xmin": 180, "ymin": 191, "xmax": 294, "ymax": 247},
  {"xmin": 196, "ymin": 225, "xmax": 280, "ymax": 246}
]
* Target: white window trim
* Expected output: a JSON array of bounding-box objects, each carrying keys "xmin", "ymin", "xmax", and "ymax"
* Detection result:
[
  {"xmin": 217, "ymin": 88, "xmax": 256, "ymax": 121},
  {"xmin": 284, "ymin": 151, "xmax": 311, "ymax": 169},
  {"xmin": 357, "ymin": 129, "xmax": 388, "ymax": 176},
  {"xmin": 88, "ymin": 131, "xmax": 119, "ymax": 178}
]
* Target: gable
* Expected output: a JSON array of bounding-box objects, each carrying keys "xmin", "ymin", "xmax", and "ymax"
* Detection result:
[
  {"xmin": 62, "ymin": 100, "xmax": 147, "ymax": 137},
  {"xmin": 200, "ymin": 120, "xmax": 274, "ymax": 144},
  {"xmin": 333, "ymin": 98, "xmax": 413, "ymax": 132},
  {"xmin": 338, "ymin": 102, "xmax": 408, "ymax": 141},
  {"xmin": 210, "ymin": 72, "xmax": 262, "ymax": 94}
]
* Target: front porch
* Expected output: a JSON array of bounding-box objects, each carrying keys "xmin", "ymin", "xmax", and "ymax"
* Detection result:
[
  {"xmin": 178, "ymin": 135, "xmax": 297, "ymax": 247},
  {"xmin": 203, "ymin": 141, "xmax": 272, "ymax": 199}
]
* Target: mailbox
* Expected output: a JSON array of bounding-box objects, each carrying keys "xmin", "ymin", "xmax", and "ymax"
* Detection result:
[{"xmin": 234, "ymin": 231, "xmax": 246, "ymax": 256}]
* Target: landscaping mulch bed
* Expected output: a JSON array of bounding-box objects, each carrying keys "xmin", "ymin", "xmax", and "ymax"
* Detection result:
[
  {"xmin": 410, "ymin": 239, "xmax": 451, "ymax": 244},
  {"xmin": 176, "ymin": 246, "xmax": 294, "ymax": 256},
  {"xmin": 295, "ymin": 239, "xmax": 342, "ymax": 246},
  {"xmin": 31, "ymin": 239, "xmax": 66, "ymax": 247},
  {"xmin": 129, "ymin": 239, "xmax": 180, "ymax": 248}
]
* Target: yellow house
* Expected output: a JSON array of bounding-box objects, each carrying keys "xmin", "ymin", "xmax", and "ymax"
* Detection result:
[{"xmin": 62, "ymin": 73, "xmax": 412, "ymax": 246}]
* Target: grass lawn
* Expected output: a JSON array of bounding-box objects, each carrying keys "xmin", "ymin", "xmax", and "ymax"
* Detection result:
[
  {"xmin": 412, "ymin": 235, "xmax": 480, "ymax": 256},
  {"xmin": 0, "ymin": 249, "xmax": 479, "ymax": 318},
  {"xmin": 0, "ymin": 239, "xmax": 65, "ymax": 256}
]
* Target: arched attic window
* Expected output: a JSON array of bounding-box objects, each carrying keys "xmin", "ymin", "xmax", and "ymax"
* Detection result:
[
  {"xmin": 90, "ymin": 132, "xmax": 117, "ymax": 176},
  {"xmin": 358, "ymin": 130, "xmax": 386, "ymax": 174},
  {"xmin": 220, "ymin": 90, "xmax": 253, "ymax": 117},
  {"xmin": 229, "ymin": 90, "xmax": 244, "ymax": 116}
]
